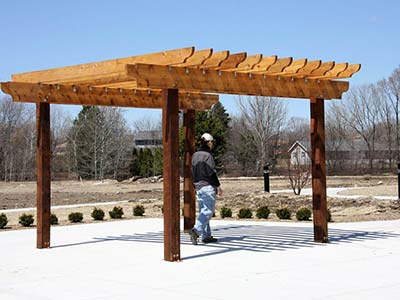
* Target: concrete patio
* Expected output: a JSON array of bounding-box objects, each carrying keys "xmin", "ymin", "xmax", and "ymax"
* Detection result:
[{"xmin": 1, "ymin": 218, "xmax": 400, "ymax": 299}]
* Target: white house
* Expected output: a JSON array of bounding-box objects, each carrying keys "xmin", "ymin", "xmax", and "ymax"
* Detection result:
[{"xmin": 288, "ymin": 141, "xmax": 310, "ymax": 165}]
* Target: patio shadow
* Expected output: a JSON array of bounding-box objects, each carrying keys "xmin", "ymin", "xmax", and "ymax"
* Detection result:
[{"xmin": 52, "ymin": 224, "xmax": 400, "ymax": 260}]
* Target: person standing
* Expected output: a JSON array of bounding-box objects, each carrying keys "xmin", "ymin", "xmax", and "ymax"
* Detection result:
[{"xmin": 189, "ymin": 133, "xmax": 222, "ymax": 245}]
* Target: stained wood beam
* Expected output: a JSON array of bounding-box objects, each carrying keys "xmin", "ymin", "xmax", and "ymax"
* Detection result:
[
  {"xmin": 36, "ymin": 102, "xmax": 51, "ymax": 249},
  {"xmin": 127, "ymin": 64, "xmax": 350, "ymax": 99},
  {"xmin": 162, "ymin": 89, "xmax": 181, "ymax": 262},
  {"xmin": 183, "ymin": 109, "xmax": 196, "ymax": 232},
  {"xmin": 310, "ymin": 97, "xmax": 328, "ymax": 243},
  {"xmin": 11, "ymin": 47, "xmax": 195, "ymax": 85},
  {"xmin": 1, "ymin": 82, "xmax": 218, "ymax": 110}
]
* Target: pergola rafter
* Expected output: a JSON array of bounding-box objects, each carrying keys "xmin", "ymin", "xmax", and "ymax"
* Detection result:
[
  {"xmin": 0, "ymin": 46, "xmax": 361, "ymax": 262},
  {"xmin": 11, "ymin": 47, "xmax": 196, "ymax": 84},
  {"xmin": 8, "ymin": 47, "xmax": 360, "ymax": 95}
]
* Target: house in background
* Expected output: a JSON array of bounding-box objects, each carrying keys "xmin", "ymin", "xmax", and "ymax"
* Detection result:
[
  {"xmin": 287, "ymin": 139, "xmax": 395, "ymax": 172},
  {"xmin": 134, "ymin": 130, "xmax": 162, "ymax": 148},
  {"xmin": 288, "ymin": 141, "xmax": 310, "ymax": 165}
]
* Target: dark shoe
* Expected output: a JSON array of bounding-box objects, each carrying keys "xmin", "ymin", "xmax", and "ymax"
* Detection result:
[
  {"xmin": 202, "ymin": 236, "xmax": 218, "ymax": 243},
  {"xmin": 189, "ymin": 229, "xmax": 199, "ymax": 245}
]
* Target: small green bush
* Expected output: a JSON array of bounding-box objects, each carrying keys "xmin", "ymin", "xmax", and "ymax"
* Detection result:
[
  {"xmin": 256, "ymin": 206, "xmax": 270, "ymax": 219},
  {"xmin": 68, "ymin": 212, "xmax": 83, "ymax": 223},
  {"xmin": 296, "ymin": 207, "xmax": 312, "ymax": 221},
  {"xmin": 220, "ymin": 207, "xmax": 232, "ymax": 218},
  {"xmin": 238, "ymin": 207, "xmax": 252, "ymax": 219},
  {"xmin": 19, "ymin": 213, "xmax": 34, "ymax": 227},
  {"xmin": 276, "ymin": 206, "xmax": 291, "ymax": 220},
  {"xmin": 327, "ymin": 209, "xmax": 332, "ymax": 222},
  {"xmin": 133, "ymin": 205, "xmax": 145, "ymax": 216},
  {"xmin": 109, "ymin": 206, "xmax": 124, "ymax": 219},
  {"xmin": 91, "ymin": 207, "xmax": 105, "ymax": 220},
  {"xmin": 50, "ymin": 213, "xmax": 59, "ymax": 225},
  {"xmin": 0, "ymin": 213, "xmax": 8, "ymax": 229}
]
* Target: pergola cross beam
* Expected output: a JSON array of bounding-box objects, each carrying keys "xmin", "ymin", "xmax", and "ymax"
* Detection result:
[
  {"xmin": 1, "ymin": 82, "xmax": 218, "ymax": 110},
  {"xmin": 127, "ymin": 63, "xmax": 350, "ymax": 99}
]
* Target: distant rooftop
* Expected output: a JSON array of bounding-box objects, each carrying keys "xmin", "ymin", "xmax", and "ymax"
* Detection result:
[{"xmin": 134, "ymin": 130, "xmax": 162, "ymax": 148}]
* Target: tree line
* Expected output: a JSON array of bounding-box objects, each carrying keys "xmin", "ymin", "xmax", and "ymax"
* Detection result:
[{"xmin": 0, "ymin": 65, "xmax": 399, "ymax": 181}]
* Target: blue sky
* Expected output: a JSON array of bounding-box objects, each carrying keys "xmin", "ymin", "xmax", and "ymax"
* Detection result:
[{"xmin": 1, "ymin": 0, "xmax": 399, "ymax": 124}]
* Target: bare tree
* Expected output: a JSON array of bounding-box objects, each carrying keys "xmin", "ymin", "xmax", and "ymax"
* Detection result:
[
  {"xmin": 132, "ymin": 116, "xmax": 162, "ymax": 133},
  {"xmin": 237, "ymin": 96, "xmax": 287, "ymax": 171},
  {"xmin": 0, "ymin": 96, "xmax": 35, "ymax": 181},
  {"xmin": 49, "ymin": 106, "xmax": 73, "ymax": 178},
  {"xmin": 227, "ymin": 115, "xmax": 259, "ymax": 175},
  {"xmin": 381, "ymin": 66, "xmax": 400, "ymax": 160},
  {"xmin": 332, "ymin": 85, "xmax": 380, "ymax": 171},
  {"xmin": 285, "ymin": 117, "xmax": 309, "ymax": 146},
  {"xmin": 374, "ymin": 82, "xmax": 395, "ymax": 168},
  {"xmin": 287, "ymin": 149, "xmax": 311, "ymax": 195},
  {"xmin": 325, "ymin": 105, "xmax": 353, "ymax": 173},
  {"xmin": 51, "ymin": 106, "xmax": 72, "ymax": 153}
]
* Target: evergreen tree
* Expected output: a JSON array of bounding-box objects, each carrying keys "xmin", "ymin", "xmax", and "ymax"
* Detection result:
[
  {"xmin": 66, "ymin": 106, "xmax": 130, "ymax": 180},
  {"xmin": 140, "ymin": 148, "xmax": 153, "ymax": 177},
  {"xmin": 152, "ymin": 147, "xmax": 163, "ymax": 175},
  {"xmin": 194, "ymin": 102, "xmax": 230, "ymax": 167},
  {"xmin": 67, "ymin": 106, "xmax": 102, "ymax": 179},
  {"xmin": 130, "ymin": 146, "xmax": 163, "ymax": 177},
  {"xmin": 129, "ymin": 147, "xmax": 140, "ymax": 176}
]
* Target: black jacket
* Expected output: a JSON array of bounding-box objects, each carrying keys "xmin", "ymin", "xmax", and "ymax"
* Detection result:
[{"xmin": 191, "ymin": 145, "xmax": 220, "ymax": 188}]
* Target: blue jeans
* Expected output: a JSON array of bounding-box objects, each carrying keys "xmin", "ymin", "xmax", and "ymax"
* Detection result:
[{"xmin": 193, "ymin": 185, "xmax": 216, "ymax": 240}]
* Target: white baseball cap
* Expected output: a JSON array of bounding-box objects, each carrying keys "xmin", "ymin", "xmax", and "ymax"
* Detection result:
[{"xmin": 201, "ymin": 133, "xmax": 214, "ymax": 141}]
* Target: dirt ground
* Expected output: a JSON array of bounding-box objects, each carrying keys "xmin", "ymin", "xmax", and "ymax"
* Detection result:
[{"xmin": 1, "ymin": 175, "xmax": 400, "ymax": 230}]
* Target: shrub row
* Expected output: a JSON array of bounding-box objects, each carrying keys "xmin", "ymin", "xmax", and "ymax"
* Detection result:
[
  {"xmin": 1, "ymin": 205, "xmax": 332, "ymax": 229},
  {"xmin": 216, "ymin": 206, "xmax": 332, "ymax": 221},
  {"xmin": 0, "ymin": 205, "xmax": 147, "ymax": 228}
]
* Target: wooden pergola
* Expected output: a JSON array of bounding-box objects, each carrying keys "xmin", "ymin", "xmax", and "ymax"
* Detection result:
[{"xmin": 1, "ymin": 47, "xmax": 360, "ymax": 261}]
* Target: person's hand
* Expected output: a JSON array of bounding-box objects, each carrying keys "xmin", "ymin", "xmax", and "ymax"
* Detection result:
[{"xmin": 217, "ymin": 187, "xmax": 223, "ymax": 197}]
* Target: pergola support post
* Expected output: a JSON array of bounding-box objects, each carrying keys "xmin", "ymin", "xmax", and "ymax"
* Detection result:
[
  {"xmin": 36, "ymin": 102, "xmax": 51, "ymax": 248},
  {"xmin": 162, "ymin": 89, "xmax": 181, "ymax": 261},
  {"xmin": 183, "ymin": 109, "xmax": 196, "ymax": 232},
  {"xmin": 310, "ymin": 97, "xmax": 328, "ymax": 243}
]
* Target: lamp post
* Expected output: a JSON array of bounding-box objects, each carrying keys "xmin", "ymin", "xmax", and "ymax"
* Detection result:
[{"xmin": 263, "ymin": 164, "xmax": 270, "ymax": 192}]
